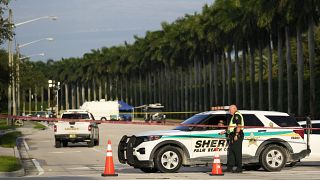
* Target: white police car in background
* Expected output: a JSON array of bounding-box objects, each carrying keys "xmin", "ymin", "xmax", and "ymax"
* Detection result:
[
  {"xmin": 118, "ymin": 110, "xmax": 310, "ymax": 173},
  {"xmin": 298, "ymin": 120, "xmax": 320, "ymax": 161}
]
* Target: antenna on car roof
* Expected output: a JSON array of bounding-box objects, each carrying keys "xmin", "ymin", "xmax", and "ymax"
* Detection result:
[{"xmin": 211, "ymin": 106, "xmax": 229, "ymax": 111}]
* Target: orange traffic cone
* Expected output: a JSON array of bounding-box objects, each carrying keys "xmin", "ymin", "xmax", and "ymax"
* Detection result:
[
  {"xmin": 101, "ymin": 139, "xmax": 118, "ymax": 176},
  {"xmin": 209, "ymin": 148, "xmax": 224, "ymax": 176}
]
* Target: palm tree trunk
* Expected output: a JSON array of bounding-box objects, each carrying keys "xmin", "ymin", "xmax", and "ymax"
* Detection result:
[
  {"xmin": 65, "ymin": 83, "xmax": 69, "ymax": 110},
  {"xmin": 194, "ymin": 58, "xmax": 198, "ymax": 111},
  {"xmin": 139, "ymin": 73, "xmax": 143, "ymax": 105},
  {"xmin": 249, "ymin": 44, "xmax": 255, "ymax": 110},
  {"xmin": 198, "ymin": 60, "xmax": 202, "ymax": 111},
  {"xmin": 258, "ymin": 42, "xmax": 264, "ymax": 110},
  {"xmin": 285, "ymin": 26, "xmax": 293, "ymax": 114},
  {"xmin": 41, "ymin": 87, "xmax": 44, "ymax": 110},
  {"xmin": 296, "ymin": 25, "xmax": 304, "ymax": 116},
  {"xmin": 99, "ymin": 80, "xmax": 102, "ymax": 101},
  {"xmin": 93, "ymin": 80, "xmax": 97, "ymax": 101},
  {"xmin": 209, "ymin": 60, "xmax": 213, "ymax": 105},
  {"xmin": 22, "ymin": 90, "xmax": 25, "ymax": 115},
  {"xmin": 48, "ymin": 87, "xmax": 50, "ymax": 109},
  {"xmin": 235, "ymin": 45, "xmax": 240, "ymax": 106},
  {"xmin": 81, "ymin": 82, "xmax": 85, "ymax": 104},
  {"xmin": 308, "ymin": 17, "xmax": 316, "ymax": 118},
  {"xmin": 184, "ymin": 68, "xmax": 188, "ymax": 114},
  {"xmin": 214, "ymin": 53, "xmax": 218, "ymax": 105},
  {"xmin": 29, "ymin": 88, "xmax": 31, "ymax": 114},
  {"xmin": 77, "ymin": 83, "xmax": 80, "ymax": 108},
  {"xmin": 227, "ymin": 51, "xmax": 232, "ymax": 104},
  {"xmin": 71, "ymin": 85, "xmax": 75, "ymax": 109},
  {"xmin": 267, "ymin": 37, "xmax": 273, "ymax": 111},
  {"xmin": 104, "ymin": 79, "xmax": 108, "ymax": 100},
  {"xmin": 87, "ymin": 82, "xmax": 91, "ymax": 101},
  {"xmin": 35, "ymin": 87, "xmax": 38, "ymax": 112},
  {"xmin": 242, "ymin": 47, "xmax": 247, "ymax": 109},
  {"xmin": 277, "ymin": 28, "xmax": 284, "ymax": 111},
  {"xmin": 222, "ymin": 52, "xmax": 226, "ymax": 105}
]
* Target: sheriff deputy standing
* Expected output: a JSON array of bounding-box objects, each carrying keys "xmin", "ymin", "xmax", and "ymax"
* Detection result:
[{"xmin": 220, "ymin": 104, "xmax": 244, "ymax": 173}]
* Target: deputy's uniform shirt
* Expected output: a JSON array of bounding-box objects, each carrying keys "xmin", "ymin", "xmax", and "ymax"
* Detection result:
[{"xmin": 227, "ymin": 112, "xmax": 244, "ymax": 141}]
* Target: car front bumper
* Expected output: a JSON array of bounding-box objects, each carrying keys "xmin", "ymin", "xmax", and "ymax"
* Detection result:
[{"xmin": 118, "ymin": 135, "xmax": 154, "ymax": 168}]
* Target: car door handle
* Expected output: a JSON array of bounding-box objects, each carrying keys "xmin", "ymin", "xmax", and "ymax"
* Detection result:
[{"xmin": 258, "ymin": 130, "xmax": 267, "ymax": 132}]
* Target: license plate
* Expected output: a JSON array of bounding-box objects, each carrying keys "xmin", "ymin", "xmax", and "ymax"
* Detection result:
[{"xmin": 69, "ymin": 134, "xmax": 76, "ymax": 138}]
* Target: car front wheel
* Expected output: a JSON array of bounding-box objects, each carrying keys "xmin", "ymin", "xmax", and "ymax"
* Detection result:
[
  {"xmin": 260, "ymin": 145, "xmax": 287, "ymax": 171},
  {"xmin": 154, "ymin": 146, "xmax": 182, "ymax": 173}
]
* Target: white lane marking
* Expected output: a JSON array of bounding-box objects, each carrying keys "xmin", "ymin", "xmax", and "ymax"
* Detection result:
[
  {"xmin": 92, "ymin": 148, "xmax": 103, "ymax": 153},
  {"xmin": 32, "ymin": 158, "xmax": 44, "ymax": 176},
  {"xmin": 23, "ymin": 138, "xmax": 30, "ymax": 151},
  {"xmin": 49, "ymin": 150, "xmax": 81, "ymax": 154},
  {"xmin": 67, "ymin": 167, "xmax": 91, "ymax": 170}
]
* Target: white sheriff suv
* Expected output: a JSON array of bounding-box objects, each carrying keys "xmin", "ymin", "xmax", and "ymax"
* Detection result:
[
  {"xmin": 54, "ymin": 109, "xmax": 99, "ymax": 148},
  {"xmin": 118, "ymin": 110, "xmax": 311, "ymax": 173}
]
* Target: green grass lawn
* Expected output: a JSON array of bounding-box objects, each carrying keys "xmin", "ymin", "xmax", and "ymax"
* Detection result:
[
  {"xmin": 0, "ymin": 120, "xmax": 16, "ymax": 130},
  {"xmin": 0, "ymin": 131, "xmax": 22, "ymax": 148},
  {"xmin": 0, "ymin": 156, "xmax": 22, "ymax": 172},
  {"xmin": 33, "ymin": 122, "xmax": 47, "ymax": 130}
]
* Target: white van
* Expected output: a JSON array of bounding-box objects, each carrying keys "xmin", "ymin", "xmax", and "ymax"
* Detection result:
[{"xmin": 80, "ymin": 100, "xmax": 120, "ymax": 121}]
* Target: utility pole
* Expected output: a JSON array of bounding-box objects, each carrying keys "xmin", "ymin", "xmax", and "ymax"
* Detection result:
[
  {"xmin": 7, "ymin": 9, "xmax": 13, "ymax": 126},
  {"xmin": 16, "ymin": 44, "xmax": 21, "ymax": 116}
]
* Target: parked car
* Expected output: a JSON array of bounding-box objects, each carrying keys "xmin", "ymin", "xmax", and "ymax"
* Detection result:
[{"xmin": 118, "ymin": 109, "xmax": 310, "ymax": 173}]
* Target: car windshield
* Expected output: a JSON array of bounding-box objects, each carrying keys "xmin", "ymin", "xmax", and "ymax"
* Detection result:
[
  {"xmin": 174, "ymin": 114, "xmax": 226, "ymax": 131},
  {"xmin": 62, "ymin": 113, "xmax": 90, "ymax": 119}
]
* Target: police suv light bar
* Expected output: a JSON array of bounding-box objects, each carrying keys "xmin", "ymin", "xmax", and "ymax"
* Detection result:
[{"xmin": 211, "ymin": 106, "xmax": 229, "ymax": 111}]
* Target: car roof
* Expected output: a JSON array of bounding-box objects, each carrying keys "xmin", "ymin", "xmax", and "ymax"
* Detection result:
[{"xmin": 198, "ymin": 110, "xmax": 290, "ymax": 116}]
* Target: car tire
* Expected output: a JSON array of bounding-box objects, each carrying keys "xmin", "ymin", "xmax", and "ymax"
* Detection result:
[
  {"xmin": 243, "ymin": 164, "xmax": 261, "ymax": 171},
  {"xmin": 94, "ymin": 137, "xmax": 99, "ymax": 146},
  {"xmin": 88, "ymin": 139, "xmax": 94, "ymax": 147},
  {"xmin": 55, "ymin": 140, "xmax": 61, "ymax": 148},
  {"xmin": 154, "ymin": 146, "xmax": 183, "ymax": 173},
  {"xmin": 62, "ymin": 141, "xmax": 68, "ymax": 147},
  {"xmin": 140, "ymin": 167, "xmax": 158, "ymax": 173},
  {"xmin": 260, "ymin": 144, "xmax": 287, "ymax": 172}
]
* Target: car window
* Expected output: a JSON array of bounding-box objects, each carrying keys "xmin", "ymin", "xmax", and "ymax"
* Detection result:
[
  {"xmin": 174, "ymin": 114, "xmax": 227, "ymax": 131},
  {"xmin": 174, "ymin": 115, "xmax": 211, "ymax": 131},
  {"xmin": 312, "ymin": 123, "xmax": 320, "ymax": 134},
  {"xmin": 243, "ymin": 114, "xmax": 264, "ymax": 127},
  {"xmin": 62, "ymin": 113, "xmax": 90, "ymax": 119},
  {"xmin": 265, "ymin": 115, "xmax": 300, "ymax": 127}
]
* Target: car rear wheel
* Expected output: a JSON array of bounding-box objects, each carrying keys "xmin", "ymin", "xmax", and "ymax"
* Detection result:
[
  {"xmin": 260, "ymin": 145, "xmax": 287, "ymax": 171},
  {"xmin": 88, "ymin": 139, "xmax": 94, "ymax": 147},
  {"xmin": 140, "ymin": 167, "xmax": 158, "ymax": 173},
  {"xmin": 154, "ymin": 146, "xmax": 182, "ymax": 173},
  {"xmin": 55, "ymin": 140, "xmax": 61, "ymax": 148}
]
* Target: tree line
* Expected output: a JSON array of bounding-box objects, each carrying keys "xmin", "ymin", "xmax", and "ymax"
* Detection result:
[{"xmin": 1, "ymin": 0, "xmax": 320, "ymax": 119}]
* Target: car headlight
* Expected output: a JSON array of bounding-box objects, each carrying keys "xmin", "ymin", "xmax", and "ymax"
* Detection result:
[{"xmin": 142, "ymin": 135, "xmax": 162, "ymax": 142}]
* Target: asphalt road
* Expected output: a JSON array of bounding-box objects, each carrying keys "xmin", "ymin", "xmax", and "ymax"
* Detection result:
[{"xmin": 4, "ymin": 122, "xmax": 320, "ymax": 180}]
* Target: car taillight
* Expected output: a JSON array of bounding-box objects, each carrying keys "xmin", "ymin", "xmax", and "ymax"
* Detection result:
[
  {"xmin": 54, "ymin": 125, "xmax": 57, "ymax": 132},
  {"xmin": 88, "ymin": 125, "xmax": 92, "ymax": 131},
  {"xmin": 294, "ymin": 129, "xmax": 304, "ymax": 139}
]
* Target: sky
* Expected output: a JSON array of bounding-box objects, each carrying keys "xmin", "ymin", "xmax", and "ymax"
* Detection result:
[{"xmin": 3, "ymin": 0, "xmax": 213, "ymax": 61}]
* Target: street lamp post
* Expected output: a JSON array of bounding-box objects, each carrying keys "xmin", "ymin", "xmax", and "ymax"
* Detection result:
[
  {"xmin": 48, "ymin": 80, "xmax": 60, "ymax": 117},
  {"xmin": 7, "ymin": 10, "xmax": 57, "ymax": 121}
]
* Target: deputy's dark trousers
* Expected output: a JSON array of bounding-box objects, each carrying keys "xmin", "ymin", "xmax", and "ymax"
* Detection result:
[{"xmin": 227, "ymin": 138, "xmax": 243, "ymax": 170}]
